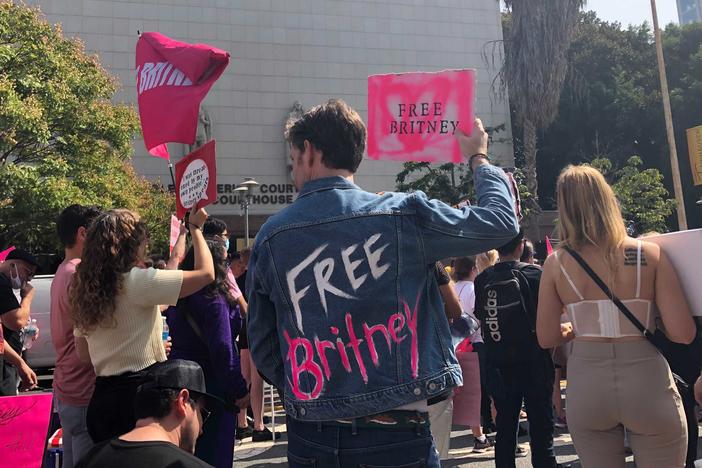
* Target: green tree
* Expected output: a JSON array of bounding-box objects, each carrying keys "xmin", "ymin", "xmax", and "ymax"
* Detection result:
[
  {"xmin": 395, "ymin": 163, "xmax": 535, "ymax": 222},
  {"xmin": 591, "ymin": 156, "xmax": 676, "ymax": 235},
  {"xmin": 518, "ymin": 12, "xmax": 702, "ymax": 228},
  {"xmin": 0, "ymin": 3, "xmax": 173, "ymax": 260},
  {"xmin": 498, "ymin": 0, "xmax": 585, "ymax": 213}
]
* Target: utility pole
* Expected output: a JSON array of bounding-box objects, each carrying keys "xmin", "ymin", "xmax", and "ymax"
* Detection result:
[{"xmin": 651, "ymin": 0, "xmax": 687, "ymax": 229}]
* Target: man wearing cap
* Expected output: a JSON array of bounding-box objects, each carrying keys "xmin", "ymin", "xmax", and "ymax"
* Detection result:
[
  {"xmin": 0, "ymin": 248, "xmax": 39, "ymax": 395},
  {"xmin": 76, "ymin": 359, "xmax": 218, "ymax": 468}
]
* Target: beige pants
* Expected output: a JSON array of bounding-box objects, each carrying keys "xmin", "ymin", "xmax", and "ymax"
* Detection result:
[{"xmin": 567, "ymin": 340, "xmax": 687, "ymax": 468}]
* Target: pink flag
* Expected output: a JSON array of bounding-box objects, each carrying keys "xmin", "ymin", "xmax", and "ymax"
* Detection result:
[
  {"xmin": 135, "ymin": 32, "xmax": 230, "ymax": 159},
  {"xmin": 545, "ymin": 236, "xmax": 554, "ymax": 256},
  {"xmin": 367, "ymin": 69, "xmax": 475, "ymax": 163},
  {"xmin": 169, "ymin": 215, "xmax": 180, "ymax": 253},
  {"xmin": 0, "ymin": 246, "xmax": 15, "ymax": 262}
]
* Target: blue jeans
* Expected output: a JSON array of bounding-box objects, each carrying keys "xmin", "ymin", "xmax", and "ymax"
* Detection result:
[
  {"xmin": 56, "ymin": 400, "xmax": 93, "ymax": 468},
  {"xmin": 491, "ymin": 355, "xmax": 557, "ymax": 468},
  {"xmin": 287, "ymin": 416, "xmax": 440, "ymax": 468}
]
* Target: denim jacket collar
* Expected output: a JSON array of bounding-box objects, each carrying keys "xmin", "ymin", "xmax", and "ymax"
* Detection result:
[{"xmin": 298, "ymin": 176, "xmax": 359, "ymax": 199}]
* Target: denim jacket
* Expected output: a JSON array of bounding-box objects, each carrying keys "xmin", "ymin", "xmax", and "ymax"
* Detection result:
[{"xmin": 246, "ymin": 164, "xmax": 519, "ymax": 421}]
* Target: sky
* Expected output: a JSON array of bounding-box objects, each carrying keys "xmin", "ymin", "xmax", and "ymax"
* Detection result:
[{"xmin": 586, "ymin": 0, "xmax": 679, "ymax": 27}]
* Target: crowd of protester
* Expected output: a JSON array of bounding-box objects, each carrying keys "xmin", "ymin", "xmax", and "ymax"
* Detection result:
[{"xmin": 0, "ymin": 98, "xmax": 701, "ymax": 468}]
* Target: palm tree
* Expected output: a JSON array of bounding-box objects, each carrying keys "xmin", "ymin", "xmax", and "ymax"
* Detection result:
[{"xmin": 500, "ymin": 0, "xmax": 585, "ymax": 214}]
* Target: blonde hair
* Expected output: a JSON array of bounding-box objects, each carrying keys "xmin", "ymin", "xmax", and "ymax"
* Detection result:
[
  {"xmin": 557, "ymin": 165, "xmax": 627, "ymax": 272},
  {"xmin": 476, "ymin": 250, "xmax": 498, "ymax": 273}
]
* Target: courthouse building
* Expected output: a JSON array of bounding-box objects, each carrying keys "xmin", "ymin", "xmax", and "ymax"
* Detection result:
[{"xmin": 28, "ymin": 0, "xmax": 513, "ymax": 246}]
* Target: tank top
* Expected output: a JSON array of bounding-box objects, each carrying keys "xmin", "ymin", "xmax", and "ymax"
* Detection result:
[{"xmin": 554, "ymin": 241, "xmax": 655, "ymax": 338}]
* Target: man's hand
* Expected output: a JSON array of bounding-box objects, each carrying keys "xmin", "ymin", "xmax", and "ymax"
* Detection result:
[
  {"xmin": 20, "ymin": 283, "xmax": 34, "ymax": 299},
  {"xmin": 456, "ymin": 118, "xmax": 489, "ymax": 170},
  {"xmin": 234, "ymin": 394, "xmax": 250, "ymax": 412},
  {"xmin": 18, "ymin": 363, "xmax": 38, "ymax": 391}
]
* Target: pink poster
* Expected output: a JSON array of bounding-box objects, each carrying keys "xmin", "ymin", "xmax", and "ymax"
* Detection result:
[
  {"xmin": 367, "ymin": 69, "xmax": 476, "ymax": 163},
  {"xmin": 169, "ymin": 215, "xmax": 180, "ymax": 253},
  {"xmin": 0, "ymin": 393, "xmax": 53, "ymax": 468}
]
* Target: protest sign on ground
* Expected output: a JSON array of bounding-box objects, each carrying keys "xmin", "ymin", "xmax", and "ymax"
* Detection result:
[
  {"xmin": 0, "ymin": 393, "xmax": 53, "ymax": 468},
  {"xmin": 367, "ymin": 69, "xmax": 475, "ymax": 163},
  {"xmin": 648, "ymin": 229, "xmax": 702, "ymax": 316},
  {"xmin": 175, "ymin": 140, "xmax": 217, "ymax": 219},
  {"xmin": 136, "ymin": 32, "xmax": 230, "ymax": 159}
]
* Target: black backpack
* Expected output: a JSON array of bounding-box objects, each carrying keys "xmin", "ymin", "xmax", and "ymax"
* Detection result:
[{"xmin": 478, "ymin": 262, "xmax": 540, "ymax": 367}]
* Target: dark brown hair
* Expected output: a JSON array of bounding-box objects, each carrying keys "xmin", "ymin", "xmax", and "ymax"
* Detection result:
[
  {"xmin": 70, "ymin": 209, "xmax": 148, "ymax": 332},
  {"xmin": 284, "ymin": 99, "xmax": 366, "ymax": 173}
]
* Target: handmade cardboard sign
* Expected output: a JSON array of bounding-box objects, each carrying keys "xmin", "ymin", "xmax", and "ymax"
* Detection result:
[
  {"xmin": 367, "ymin": 69, "xmax": 476, "ymax": 163},
  {"xmin": 686, "ymin": 125, "xmax": 702, "ymax": 186},
  {"xmin": 175, "ymin": 140, "xmax": 217, "ymax": 219},
  {"xmin": 169, "ymin": 215, "xmax": 181, "ymax": 253},
  {"xmin": 0, "ymin": 393, "xmax": 53, "ymax": 468},
  {"xmin": 648, "ymin": 229, "xmax": 702, "ymax": 316}
]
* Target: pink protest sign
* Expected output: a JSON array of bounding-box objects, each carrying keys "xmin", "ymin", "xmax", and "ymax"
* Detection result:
[
  {"xmin": 367, "ymin": 69, "xmax": 476, "ymax": 163},
  {"xmin": 169, "ymin": 215, "xmax": 181, "ymax": 253},
  {"xmin": 0, "ymin": 393, "xmax": 53, "ymax": 468},
  {"xmin": 136, "ymin": 32, "xmax": 230, "ymax": 160},
  {"xmin": 0, "ymin": 246, "xmax": 15, "ymax": 262},
  {"xmin": 175, "ymin": 140, "xmax": 218, "ymax": 219}
]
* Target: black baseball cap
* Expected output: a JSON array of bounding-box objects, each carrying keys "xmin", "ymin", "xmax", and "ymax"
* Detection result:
[
  {"xmin": 6, "ymin": 249, "xmax": 39, "ymax": 269},
  {"xmin": 138, "ymin": 359, "xmax": 225, "ymax": 410}
]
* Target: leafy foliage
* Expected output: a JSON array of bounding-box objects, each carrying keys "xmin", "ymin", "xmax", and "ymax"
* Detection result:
[
  {"xmin": 0, "ymin": 4, "xmax": 173, "ymax": 261},
  {"xmin": 526, "ymin": 13, "xmax": 702, "ymax": 228},
  {"xmin": 590, "ymin": 156, "xmax": 676, "ymax": 235},
  {"xmin": 498, "ymin": 0, "xmax": 585, "ymax": 208}
]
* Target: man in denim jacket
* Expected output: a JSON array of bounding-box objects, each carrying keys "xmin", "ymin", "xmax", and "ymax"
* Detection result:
[{"xmin": 247, "ymin": 99, "xmax": 519, "ymax": 467}]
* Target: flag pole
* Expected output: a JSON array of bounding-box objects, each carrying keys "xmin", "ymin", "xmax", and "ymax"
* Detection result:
[{"xmin": 650, "ymin": 0, "xmax": 687, "ymax": 229}]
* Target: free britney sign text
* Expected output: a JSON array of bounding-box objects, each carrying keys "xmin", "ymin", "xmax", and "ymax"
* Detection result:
[{"xmin": 367, "ymin": 69, "xmax": 476, "ymax": 163}]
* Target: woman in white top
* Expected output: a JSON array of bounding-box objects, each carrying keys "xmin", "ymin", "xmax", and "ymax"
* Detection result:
[
  {"xmin": 537, "ymin": 165, "xmax": 694, "ymax": 468},
  {"xmin": 70, "ymin": 207, "xmax": 215, "ymax": 443}
]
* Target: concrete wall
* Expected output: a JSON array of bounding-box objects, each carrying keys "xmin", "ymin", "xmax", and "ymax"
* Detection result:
[{"xmin": 28, "ymin": 0, "xmax": 513, "ymax": 224}]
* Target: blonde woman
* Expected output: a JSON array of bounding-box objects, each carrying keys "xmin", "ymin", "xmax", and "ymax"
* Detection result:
[
  {"xmin": 537, "ymin": 165, "xmax": 694, "ymax": 468},
  {"xmin": 476, "ymin": 250, "xmax": 498, "ymax": 274},
  {"xmin": 70, "ymin": 207, "xmax": 215, "ymax": 443}
]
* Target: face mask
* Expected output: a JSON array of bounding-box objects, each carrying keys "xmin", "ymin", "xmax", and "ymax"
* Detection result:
[
  {"xmin": 224, "ymin": 239, "xmax": 230, "ymax": 251},
  {"xmin": 9, "ymin": 263, "xmax": 24, "ymax": 290}
]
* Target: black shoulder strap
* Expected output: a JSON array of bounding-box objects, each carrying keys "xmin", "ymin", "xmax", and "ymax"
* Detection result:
[
  {"xmin": 562, "ymin": 246, "xmax": 650, "ymax": 337},
  {"xmin": 513, "ymin": 263, "xmax": 537, "ymax": 331},
  {"xmin": 180, "ymin": 298, "xmax": 207, "ymax": 345}
]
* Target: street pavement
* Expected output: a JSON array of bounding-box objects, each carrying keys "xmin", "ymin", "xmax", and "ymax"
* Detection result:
[{"xmin": 233, "ymin": 418, "xmax": 659, "ymax": 467}]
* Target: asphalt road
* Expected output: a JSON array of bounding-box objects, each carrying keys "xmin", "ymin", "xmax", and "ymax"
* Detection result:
[{"xmin": 233, "ymin": 419, "xmax": 663, "ymax": 467}]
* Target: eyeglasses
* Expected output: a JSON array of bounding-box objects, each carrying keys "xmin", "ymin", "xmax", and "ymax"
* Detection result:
[{"xmin": 188, "ymin": 397, "xmax": 211, "ymax": 425}]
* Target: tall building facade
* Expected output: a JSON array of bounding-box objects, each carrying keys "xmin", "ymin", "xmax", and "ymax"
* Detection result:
[
  {"xmin": 678, "ymin": 0, "xmax": 702, "ymax": 24},
  {"xmin": 28, "ymin": 0, "xmax": 513, "ymax": 243}
]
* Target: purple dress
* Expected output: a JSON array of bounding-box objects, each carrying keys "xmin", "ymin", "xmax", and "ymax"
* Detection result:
[{"xmin": 166, "ymin": 289, "xmax": 247, "ymax": 468}]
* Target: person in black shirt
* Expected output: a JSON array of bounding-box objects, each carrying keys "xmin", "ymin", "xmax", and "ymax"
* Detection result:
[
  {"xmin": 474, "ymin": 231, "xmax": 564, "ymax": 468},
  {"xmin": 0, "ymin": 248, "xmax": 39, "ymax": 395},
  {"xmin": 77, "ymin": 359, "xmax": 222, "ymax": 468}
]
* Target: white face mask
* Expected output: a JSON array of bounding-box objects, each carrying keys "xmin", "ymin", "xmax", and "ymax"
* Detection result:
[{"xmin": 9, "ymin": 263, "xmax": 24, "ymax": 290}]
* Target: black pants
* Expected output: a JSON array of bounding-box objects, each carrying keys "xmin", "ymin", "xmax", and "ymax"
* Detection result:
[
  {"xmin": 679, "ymin": 383, "xmax": 699, "ymax": 468},
  {"xmin": 86, "ymin": 369, "xmax": 151, "ymax": 443},
  {"xmin": 0, "ymin": 360, "xmax": 18, "ymax": 396},
  {"xmin": 490, "ymin": 355, "xmax": 557, "ymax": 468},
  {"xmin": 473, "ymin": 343, "xmax": 494, "ymax": 427}
]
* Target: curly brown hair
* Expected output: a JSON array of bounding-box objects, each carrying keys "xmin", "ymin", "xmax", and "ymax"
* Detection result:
[{"xmin": 70, "ymin": 209, "xmax": 149, "ymax": 333}]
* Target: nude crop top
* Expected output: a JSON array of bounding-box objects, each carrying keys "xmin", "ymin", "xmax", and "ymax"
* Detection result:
[{"xmin": 555, "ymin": 241, "xmax": 655, "ymax": 338}]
